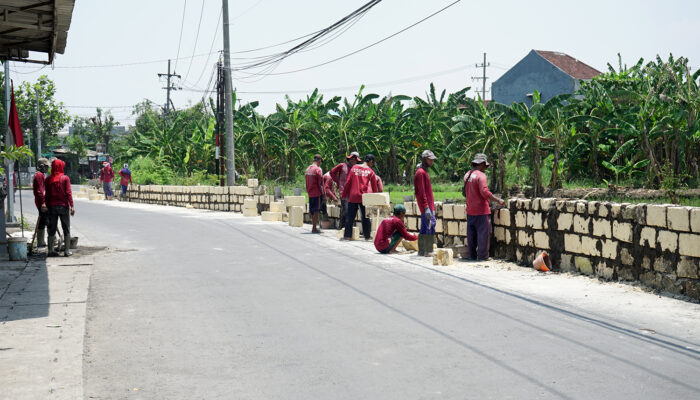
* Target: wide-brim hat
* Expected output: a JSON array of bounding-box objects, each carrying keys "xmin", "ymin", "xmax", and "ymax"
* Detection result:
[
  {"xmin": 421, "ymin": 149, "xmax": 437, "ymax": 160},
  {"xmin": 471, "ymin": 153, "xmax": 490, "ymax": 166}
]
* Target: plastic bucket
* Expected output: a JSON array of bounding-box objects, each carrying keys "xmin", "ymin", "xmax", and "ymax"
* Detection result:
[
  {"xmin": 8, "ymin": 237, "xmax": 28, "ymax": 261},
  {"xmin": 70, "ymin": 236, "xmax": 79, "ymax": 249},
  {"xmin": 533, "ymin": 251, "xmax": 552, "ymax": 272}
]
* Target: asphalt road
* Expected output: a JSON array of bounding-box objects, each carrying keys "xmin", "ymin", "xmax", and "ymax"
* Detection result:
[{"xmin": 69, "ymin": 198, "xmax": 700, "ymax": 400}]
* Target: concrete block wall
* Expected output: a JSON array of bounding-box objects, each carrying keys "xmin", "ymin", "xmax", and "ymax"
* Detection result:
[
  {"xmin": 126, "ymin": 184, "xmax": 274, "ymax": 214},
  {"xmin": 492, "ymin": 199, "xmax": 700, "ymax": 300}
]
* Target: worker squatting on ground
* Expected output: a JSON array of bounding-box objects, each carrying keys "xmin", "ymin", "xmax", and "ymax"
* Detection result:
[
  {"xmin": 323, "ymin": 172, "xmax": 339, "ymax": 204},
  {"xmin": 119, "ymin": 163, "xmax": 133, "ymax": 200},
  {"xmin": 32, "ymin": 158, "xmax": 50, "ymax": 248},
  {"xmin": 100, "ymin": 162, "xmax": 114, "ymax": 200},
  {"xmin": 414, "ymin": 150, "xmax": 437, "ymax": 256},
  {"xmin": 45, "ymin": 159, "xmax": 75, "ymax": 257},
  {"xmin": 374, "ymin": 204, "xmax": 418, "ymax": 254},
  {"xmin": 305, "ymin": 154, "xmax": 325, "ymax": 234},
  {"xmin": 341, "ymin": 154, "xmax": 379, "ymax": 241},
  {"xmin": 330, "ymin": 151, "xmax": 361, "ymax": 228},
  {"xmin": 463, "ymin": 153, "xmax": 505, "ymax": 260}
]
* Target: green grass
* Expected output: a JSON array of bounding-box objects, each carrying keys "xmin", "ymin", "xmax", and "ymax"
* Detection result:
[{"xmin": 588, "ymin": 196, "xmax": 700, "ymax": 207}]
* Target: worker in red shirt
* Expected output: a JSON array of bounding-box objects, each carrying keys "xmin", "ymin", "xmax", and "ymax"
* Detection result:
[
  {"xmin": 341, "ymin": 154, "xmax": 379, "ymax": 240},
  {"xmin": 32, "ymin": 158, "xmax": 50, "ymax": 248},
  {"xmin": 45, "ymin": 159, "xmax": 75, "ymax": 257},
  {"xmin": 462, "ymin": 153, "xmax": 505, "ymax": 260},
  {"xmin": 330, "ymin": 151, "xmax": 360, "ymax": 228},
  {"xmin": 305, "ymin": 154, "xmax": 324, "ymax": 233},
  {"xmin": 100, "ymin": 162, "xmax": 115, "ymax": 200},
  {"xmin": 414, "ymin": 149, "xmax": 437, "ymax": 256},
  {"xmin": 323, "ymin": 172, "xmax": 338, "ymax": 203},
  {"xmin": 118, "ymin": 163, "xmax": 133, "ymax": 201},
  {"xmin": 374, "ymin": 204, "xmax": 417, "ymax": 254}
]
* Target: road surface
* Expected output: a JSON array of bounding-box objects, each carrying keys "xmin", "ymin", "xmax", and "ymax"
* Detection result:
[{"xmin": 60, "ymin": 198, "xmax": 700, "ymax": 399}]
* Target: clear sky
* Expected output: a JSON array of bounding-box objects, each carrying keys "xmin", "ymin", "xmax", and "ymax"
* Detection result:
[{"xmin": 9, "ymin": 0, "xmax": 700, "ymax": 128}]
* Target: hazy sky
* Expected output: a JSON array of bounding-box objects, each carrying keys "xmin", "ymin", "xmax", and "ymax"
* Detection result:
[{"xmin": 9, "ymin": 0, "xmax": 700, "ymax": 128}]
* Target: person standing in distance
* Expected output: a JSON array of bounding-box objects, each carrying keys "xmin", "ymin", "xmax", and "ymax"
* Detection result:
[
  {"xmin": 45, "ymin": 159, "xmax": 75, "ymax": 257},
  {"xmin": 305, "ymin": 154, "xmax": 325, "ymax": 233},
  {"xmin": 414, "ymin": 150, "xmax": 437, "ymax": 256}
]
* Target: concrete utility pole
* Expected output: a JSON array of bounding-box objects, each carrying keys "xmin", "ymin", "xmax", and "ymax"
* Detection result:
[
  {"xmin": 35, "ymin": 87, "xmax": 41, "ymax": 160},
  {"xmin": 158, "ymin": 59, "xmax": 181, "ymax": 121},
  {"xmin": 472, "ymin": 52, "xmax": 490, "ymax": 100},
  {"xmin": 222, "ymin": 0, "xmax": 235, "ymax": 185},
  {"xmin": 4, "ymin": 60, "xmax": 14, "ymax": 222}
]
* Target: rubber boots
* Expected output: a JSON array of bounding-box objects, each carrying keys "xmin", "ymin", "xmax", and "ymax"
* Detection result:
[
  {"xmin": 37, "ymin": 228, "xmax": 47, "ymax": 248},
  {"xmin": 64, "ymin": 234, "xmax": 72, "ymax": 257},
  {"xmin": 47, "ymin": 235, "xmax": 59, "ymax": 257},
  {"xmin": 417, "ymin": 234, "xmax": 434, "ymax": 257}
]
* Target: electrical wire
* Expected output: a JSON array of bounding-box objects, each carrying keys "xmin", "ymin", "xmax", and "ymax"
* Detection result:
[
  {"xmin": 190, "ymin": 10, "xmax": 222, "ymax": 88},
  {"xmin": 184, "ymin": 0, "xmax": 206, "ymax": 81},
  {"xmin": 173, "ymin": 0, "xmax": 188, "ymax": 72}
]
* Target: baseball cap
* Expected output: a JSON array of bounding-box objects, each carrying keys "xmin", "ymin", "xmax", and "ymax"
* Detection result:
[
  {"xmin": 421, "ymin": 150, "xmax": 437, "ymax": 160},
  {"xmin": 346, "ymin": 151, "xmax": 361, "ymax": 160},
  {"xmin": 471, "ymin": 153, "xmax": 490, "ymax": 166},
  {"xmin": 393, "ymin": 204, "xmax": 407, "ymax": 215}
]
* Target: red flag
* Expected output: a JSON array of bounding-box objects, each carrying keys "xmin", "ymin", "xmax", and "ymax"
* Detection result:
[{"xmin": 8, "ymin": 81, "xmax": 24, "ymax": 147}]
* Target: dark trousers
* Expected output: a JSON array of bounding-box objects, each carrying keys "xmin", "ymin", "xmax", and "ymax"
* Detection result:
[
  {"xmin": 37, "ymin": 210, "xmax": 48, "ymax": 229},
  {"xmin": 345, "ymin": 202, "xmax": 370, "ymax": 239},
  {"xmin": 467, "ymin": 214, "xmax": 491, "ymax": 260},
  {"xmin": 339, "ymin": 199, "xmax": 348, "ymax": 229},
  {"xmin": 48, "ymin": 206, "xmax": 70, "ymax": 237}
]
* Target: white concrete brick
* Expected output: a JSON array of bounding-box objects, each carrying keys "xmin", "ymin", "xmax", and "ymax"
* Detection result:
[
  {"xmin": 435, "ymin": 218, "xmax": 443, "ymax": 233},
  {"xmin": 362, "ymin": 192, "xmax": 390, "ymax": 207},
  {"xmin": 446, "ymin": 221, "xmax": 459, "ymax": 236},
  {"xmin": 494, "ymin": 226, "xmax": 506, "ymax": 241},
  {"xmin": 587, "ymin": 201, "xmax": 599, "ymax": 215},
  {"xmin": 576, "ymin": 201, "xmax": 587, "ymax": 214},
  {"xmin": 515, "ymin": 211, "xmax": 527, "ymax": 228},
  {"xmin": 575, "ymin": 257, "xmax": 594, "ymax": 275},
  {"xmin": 598, "ymin": 203, "xmax": 609, "ymax": 218},
  {"xmin": 678, "ymin": 233, "xmax": 700, "ymax": 257},
  {"xmin": 453, "ymin": 205, "xmax": 466, "ymax": 220},
  {"xmin": 581, "ymin": 236, "xmax": 600, "ymax": 257},
  {"xmin": 442, "ymin": 204, "xmax": 454, "ymax": 219},
  {"xmin": 527, "ymin": 212, "xmax": 543, "ymax": 230},
  {"xmin": 284, "ymin": 196, "xmax": 306, "ymax": 208},
  {"xmin": 432, "ymin": 248, "xmax": 454, "ymax": 266},
  {"xmin": 640, "ymin": 227, "xmax": 656, "ymax": 247},
  {"xmin": 242, "ymin": 207, "xmax": 258, "ymax": 217},
  {"xmin": 667, "ymin": 207, "xmax": 690, "ymax": 232},
  {"xmin": 243, "ymin": 199, "xmax": 258, "ymax": 210},
  {"xmin": 565, "ymin": 234, "xmax": 581, "ymax": 254},
  {"xmin": 595, "ymin": 261, "xmax": 614, "ymax": 280},
  {"xmin": 540, "ymin": 198, "xmax": 556, "ymax": 211},
  {"xmin": 518, "ymin": 231, "xmax": 533, "ymax": 247},
  {"xmin": 612, "ymin": 221, "xmax": 633, "ymax": 243},
  {"xmin": 261, "ymin": 211, "xmax": 283, "ymax": 222},
  {"xmin": 691, "ymin": 208, "xmax": 700, "ymax": 233},
  {"xmin": 408, "ymin": 217, "xmax": 419, "ymax": 231},
  {"xmin": 610, "ymin": 204, "xmax": 622, "ymax": 218},
  {"xmin": 533, "ymin": 231, "xmax": 550, "ymax": 249},
  {"xmin": 601, "ymin": 239, "xmax": 618, "ymax": 259},
  {"xmin": 247, "ymin": 178, "xmax": 259, "ymax": 188},
  {"xmin": 573, "ymin": 215, "xmax": 589, "ymax": 234},
  {"xmin": 458, "ymin": 221, "xmax": 467, "ymax": 236},
  {"xmin": 557, "ymin": 213, "xmax": 573, "ymax": 231},
  {"xmin": 592, "ymin": 219, "xmax": 612, "ymax": 238},
  {"xmin": 646, "ymin": 204, "xmax": 667, "ymax": 228},
  {"xmin": 657, "ymin": 230, "xmax": 678, "ymax": 252},
  {"xmin": 496, "ymin": 208, "xmax": 511, "ymax": 226},
  {"xmin": 289, "ymin": 206, "xmax": 304, "ymax": 227},
  {"xmin": 270, "ymin": 202, "xmax": 286, "ymax": 213}
]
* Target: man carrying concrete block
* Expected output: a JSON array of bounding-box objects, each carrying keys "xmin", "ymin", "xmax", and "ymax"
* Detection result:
[
  {"xmin": 305, "ymin": 154, "xmax": 325, "ymax": 233},
  {"xmin": 374, "ymin": 204, "xmax": 417, "ymax": 254},
  {"xmin": 462, "ymin": 153, "xmax": 505, "ymax": 261},
  {"xmin": 330, "ymin": 152, "xmax": 360, "ymax": 229},
  {"xmin": 341, "ymin": 154, "xmax": 379, "ymax": 241},
  {"xmin": 414, "ymin": 150, "xmax": 437, "ymax": 256}
]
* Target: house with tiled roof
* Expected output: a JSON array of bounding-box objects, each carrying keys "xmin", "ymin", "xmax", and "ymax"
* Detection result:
[{"xmin": 491, "ymin": 50, "xmax": 601, "ymax": 105}]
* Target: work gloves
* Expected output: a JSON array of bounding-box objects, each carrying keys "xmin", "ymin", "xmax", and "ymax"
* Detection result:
[{"xmin": 423, "ymin": 208, "xmax": 437, "ymax": 230}]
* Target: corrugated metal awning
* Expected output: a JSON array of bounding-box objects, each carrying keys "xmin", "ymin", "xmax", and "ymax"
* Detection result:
[{"xmin": 0, "ymin": 0, "xmax": 75, "ymax": 64}]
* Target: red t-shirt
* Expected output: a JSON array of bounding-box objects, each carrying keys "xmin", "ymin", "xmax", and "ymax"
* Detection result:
[
  {"xmin": 374, "ymin": 216, "xmax": 417, "ymax": 251},
  {"xmin": 414, "ymin": 168, "xmax": 435, "ymax": 213},
  {"xmin": 464, "ymin": 169, "xmax": 492, "ymax": 215},
  {"xmin": 305, "ymin": 164, "xmax": 324, "ymax": 197},
  {"xmin": 341, "ymin": 164, "xmax": 378, "ymax": 203},
  {"xmin": 323, "ymin": 172, "xmax": 338, "ymax": 201},
  {"xmin": 33, "ymin": 172, "xmax": 46, "ymax": 210},
  {"xmin": 330, "ymin": 162, "xmax": 350, "ymax": 199}
]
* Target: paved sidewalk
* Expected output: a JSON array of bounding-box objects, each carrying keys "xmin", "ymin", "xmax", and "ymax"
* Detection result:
[{"xmin": 0, "ymin": 246, "xmax": 93, "ymax": 399}]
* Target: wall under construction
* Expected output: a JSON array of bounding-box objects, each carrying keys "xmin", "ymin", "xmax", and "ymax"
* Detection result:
[{"xmin": 117, "ymin": 185, "xmax": 700, "ymax": 301}]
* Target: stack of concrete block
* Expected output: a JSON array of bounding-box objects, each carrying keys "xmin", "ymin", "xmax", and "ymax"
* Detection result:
[
  {"xmin": 261, "ymin": 211, "xmax": 283, "ymax": 222},
  {"xmin": 242, "ymin": 198, "xmax": 259, "ymax": 217},
  {"xmin": 289, "ymin": 206, "xmax": 304, "ymax": 227}
]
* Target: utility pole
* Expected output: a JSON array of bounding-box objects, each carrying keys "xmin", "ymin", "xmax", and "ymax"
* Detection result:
[
  {"xmin": 471, "ymin": 52, "xmax": 490, "ymax": 100},
  {"xmin": 35, "ymin": 87, "xmax": 41, "ymax": 163},
  {"xmin": 158, "ymin": 59, "xmax": 181, "ymax": 121},
  {"xmin": 4, "ymin": 60, "xmax": 15, "ymax": 223},
  {"xmin": 215, "ymin": 61, "xmax": 225, "ymax": 186},
  {"xmin": 222, "ymin": 0, "xmax": 235, "ymax": 185}
]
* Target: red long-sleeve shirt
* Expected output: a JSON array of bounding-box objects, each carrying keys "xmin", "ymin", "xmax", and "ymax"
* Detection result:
[
  {"xmin": 100, "ymin": 167, "xmax": 114, "ymax": 183},
  {"xmin": 32, "ymin": 172, "xmax": 46, "ymax": 210},
  {"xmin": 414, "ymin": 167, "xmax": 434, "ymax": 213},
  {"xmin": 374, "ymin": 216, "xmax": 417, "ymax": 251},
  {"xmin": 119, "ymin": 169, "xmax": 132, "ymax": 186},
  {"xmin": 46, "ymin": 160, "xmax": 74, "ymax": 208},
  {"xmin": 323, "ymin": 172, "xmax": 338, "ymax": 201},
  {"xmin": 341, "ymin": 164, "xmax": 378, "ymax": 203},
  {"xmin": 329, "ymin": 162, "xmax": 350, "ymax": 199},
  {"xmin": 464, "ymin": 169, "xmax": 492, "ymax": 216}
]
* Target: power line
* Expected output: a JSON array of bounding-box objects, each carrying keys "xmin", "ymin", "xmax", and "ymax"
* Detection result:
[
  {"xmin": 173, "ymin": 0, "xmax": 188, "ymax": 72},
  {"xmin": 229, "ymin": 0, "xmax": 461, "ymax": 77},
  {"xmin": 190, "ymin": 9, "xmax": 222, "ymax": 88},
  {"xmin": 184, "ymin": 0, "xmax": 206, "ymax": 81}
]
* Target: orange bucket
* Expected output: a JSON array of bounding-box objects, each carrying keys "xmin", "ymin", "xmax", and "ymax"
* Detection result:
[{"xmin": 533, "ymin": 251, "xmax": 551, "ymax": 272}]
